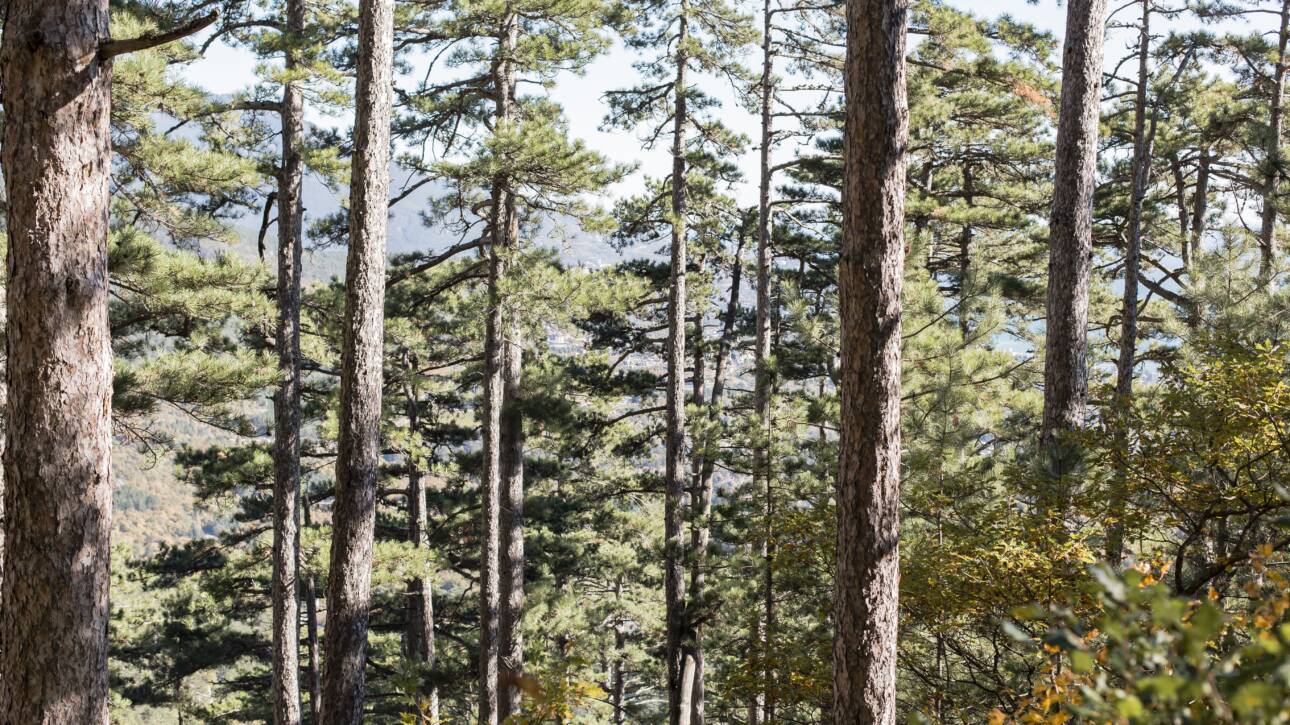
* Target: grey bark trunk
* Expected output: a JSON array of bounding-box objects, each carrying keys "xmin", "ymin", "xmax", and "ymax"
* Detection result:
[
  {"xmin": 272, "ymin": 1, "xmax": 307, "ymax": 721},
  {"xmin": 834, "ymin": 0, "xmax": 908, "ymax": 721},
  {"xmin": 498, "ymin": 291, "xmax": 525, "ymax": 719},
  {"xmin": 1190, "ymin": 153, "xmax": 1209, "ymax": 262},
  {"xmin": 320, "ymin": 0, "xmax": 395, "ymax": 720},
  {"xmin": 1259, "ymin": 0, "xmax": 1288, "ymax": 278},
  {"xmin": 480, "ymin": 12, "xmax": 520, "ymax": 724},
  {"xmin": 0, "ymin": 2, "xmax": 114, "ymax": 722},
  {"xmin": 1040, "ymin": 0, "xmax": 1108, "ymax": 491},
  {"xmin": 665, "ymin": 7, "xmax": 691, "ymax": 724}
]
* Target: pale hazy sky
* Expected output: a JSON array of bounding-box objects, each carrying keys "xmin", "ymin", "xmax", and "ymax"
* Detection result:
[{"xmin": 176, "ymin": 1, "xmax": 1200, "ymax": 204}]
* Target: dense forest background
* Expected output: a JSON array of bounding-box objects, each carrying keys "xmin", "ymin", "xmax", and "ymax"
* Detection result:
[{"xmin": 2, "ymin": 0, "xmax": 1289, "ymax": 722}]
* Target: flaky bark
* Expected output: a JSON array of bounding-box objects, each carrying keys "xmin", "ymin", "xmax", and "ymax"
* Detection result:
[
  {"xmin": 665, "ymin": 5, "xmax": 692, "ymax": 724},
  {"xmin": 1040, "ymin": 0, "xmax": 1108, "ymax": 487},
  {"xmin": 0, "ymin": 3, "xmax": 114, "ymax": 722},
  {"xmin": 834, "ymin": 0, "xmax": 908, "ymax": 721},
  {"xmin": 272, "ymin": 1, "xmax": 307, "ymax": 721},
  {"xmin": 321, "ymin": 0, "xmax": 395, "ymax": 720}
]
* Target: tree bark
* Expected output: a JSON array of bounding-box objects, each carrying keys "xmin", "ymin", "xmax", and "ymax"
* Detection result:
[
  {"xmin": 1040, "ymin": 0, "xmax": 1108, "ymax": 491},
  {"xmin": 321, "ymin": 0, "xmax": 395, "ymax": 720},
  {"xmin": 272, "ymin": 1, "xmax": 307, "ymax": 721},
  {"xmin": 1259, "ymin": 0, "xmax": 1288, "ymax": 279},
  {"xmin": 834, "ymin": 0, "xmax": 908, "ymax": 721},
  {"xmin": 0, "ymin": 3, "xmax": 114, "ymax": 722},
  {"xmin": 1190, "ymin": 153, "xmax": 1209, "ymax": 263},
  {"xmin": 665, "ymin": 6, "xmax": 691, "ymax": 724},
  {"xmin": 480, "ymin": 11, "xmax": 520, "ymax": 723}
]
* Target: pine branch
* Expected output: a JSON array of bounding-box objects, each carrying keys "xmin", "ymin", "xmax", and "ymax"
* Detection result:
[{"xmin": 99, "ymin": 11, "xmax": 219, "ymax": 60}]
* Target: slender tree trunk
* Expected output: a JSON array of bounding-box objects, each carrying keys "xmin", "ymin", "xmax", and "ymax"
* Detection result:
[
  {"xmin": 480, "ymin": 12, "xmax": 520, "ymax": 723},
  {"xmin": 958, "ymin": 164, "xmax": 975, "ymax": 340},
  {"xmin": 321, "ymin": 0, "xmax": 395, "ymax": 720},
  {"xmin": 304, "ymin": 503, "xmax": 323, "ymax": 725},
  {"xmin": 834, "ymin": 0, "xmax": 908, "ymax": 721},
  {"xmin": 1190, "ymin": 152, "xmax": 1209, "ymax": 263},
  {"xmin": 0, "ymin": 2, "xmax": 114, "ymax": 722},
  {"xmin": 1040, "ymin": 0, "xmax": 1108, "ymax": 495},
  {"xmin": 665, "ymin": 7, "xmax": 692, "ymax": 724},
  {"xmin": 498, "ymin": 254, "xmax": 526, "ymax": 718},
  {"xmin": 403, "ymin": 358, "xmax": 440, "ymax": 723},
  {"xmin": 1259, "ymin": 0, "xmax": 1288, "ymax": 278},
  {"xmin": 687, "ymin": 233, "xmax": 745, "ymax": 725},
  {"xmin": 1108, "ymin": 0, "xmax": 1152, "ymax": 566},
  {"xmin": 752, "ymin": 2, "xmax": 776, "ymax": 719},
  {"xmin": 272, "ymin": 1, "xmax": 307, "ymax": 721}
]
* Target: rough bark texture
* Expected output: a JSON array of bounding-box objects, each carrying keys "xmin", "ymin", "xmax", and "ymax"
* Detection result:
[
  {"xmin": 303, "ymin": 503, "xmax": 323, "ymax": 725},
  {"xmin": 321, "ymin": 0, "xmax": 395, "ymax": 720},
  {"xmin": 403, "ymin": 370, "xmax": 440, "ymax": 723},
  {"xmin": 834, "ymin": 0, "xmax": 908, "ymax": 721},
  {"xmin": 272, "ymin": 2, "xmax": 307, "ymax": 721},
  {"xmin": 664, "ymin": 7, "xmax": 692, "ymax": 724},
  {"xmin": 0, "ymin": 2, "xmax": 114, "ymax": 722},
  {"xmin": 1260, "ymin": 0, "xmax": 1288, "ymax": 277},
  {"xmin": 479, "ymin": 13, "xmax": 520, "ymax": 723},
  {"xmin": 1040, "ymin": 0, "xmax": 1108, "ymax": 483}
]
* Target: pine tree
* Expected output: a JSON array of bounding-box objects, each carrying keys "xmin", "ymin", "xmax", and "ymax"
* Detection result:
[
  {"xmin": 834, "ymin": 0, "xmax": 908, "ymax": 721},
  {"xmin": 322, "ymin": 0, "xmax": 396, "ymax": 720}
]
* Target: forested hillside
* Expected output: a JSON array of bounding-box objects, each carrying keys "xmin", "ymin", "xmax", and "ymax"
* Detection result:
[{"xmin": 1, "ymin": 0, "xmax": 1289, "ymax": 723}]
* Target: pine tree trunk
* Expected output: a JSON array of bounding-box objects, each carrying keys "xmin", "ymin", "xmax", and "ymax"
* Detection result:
[
  {"xmin": 272, "ymin": 1, "xmax": 307, "ymax": 720},
  {"xmin": 303, "ymin": 503, "xmax": 323, "ymax": 725},
  {"xmin": 754, "ymin": 2, "xmax": 777, "ymax": 718},
  {"xmin": 687, "ymin": 234, "xmax": 745, "ymax": 725},
  {"xmin": 1040, "ymin": 0, "xmax": 1108, "ymax": 491},
  {"xmin": 0, "ymin": 3, "xmax": 114, "ymax": 722},
  {"xmin": 321, "ymin": 0, "xmax": 395, "ymax": 720},
  {"xmin": 834, "ymin": 0, "xmax": 908, "ymax": 721},
  {"xmin": 403, "ymin": 361, "xmax": 439, "ymax": 723},
  {"xmin": 1108, "ymin": 0, "xmax": 1151, "ymax": 566},
  {"xmin": 1260, "ymin": 0, "xmax": 1288, "ymax": 278},
  {"xmin": 1190, "ymin": 153, "xmax": 1209, "ymax": 263},
  {"xmin": 498, "ymin": 285, "xmax": 525, "ymax": 720},
  {"xmin": 480, "ymin": 12, "xmax": 520, "ymax": 723},
  {"xmin": 665, "ymin": 6, "xmax": 691, "ymax": 724}
]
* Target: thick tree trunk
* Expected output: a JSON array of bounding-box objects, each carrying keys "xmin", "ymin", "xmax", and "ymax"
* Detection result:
[
  {"xmin": 1108, "ymin": 0, "xmax": 1152, "ymax": 566},
  {"xmin": 272, "ymin": 1, "xmax": 307, "ymax": 721},
  {"xmin": 834, "ymin": 0, "xmax": 908, "ymax": 721},
  {"xmin": 403, "ymin": 362, "xmax": 440, "ymax": 723},
  {"xmin": 479, "ymin": 12, "xmax": 520, "ymax": 723},
  {"xmin": 665, "ymin": 7, "xmax": 691, "ymax": 724},
  {"xmin": 1260, "ymin": 0, "xmax": 1288, "ymax": 278},
  {"xmin": 1040, "ymin": 0, "xmax": 1108, "ymax": 491},
  {"xmin": 321, "ymin": 0, "xmax": 395, "ymax": 720},
  {"xmin": 0, "ymin": 3, "xmax": 114, "ymax": 722}
]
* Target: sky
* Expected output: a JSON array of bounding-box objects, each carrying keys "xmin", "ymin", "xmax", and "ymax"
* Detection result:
[{"xmin": 178, "ymin": 1, "xmax": 1144, "ymax": 206}]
